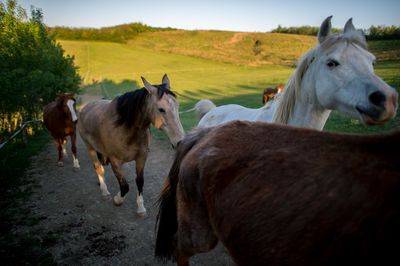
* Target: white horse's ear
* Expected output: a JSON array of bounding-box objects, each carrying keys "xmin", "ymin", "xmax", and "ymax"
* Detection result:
[
  {"xmin": 162, "ymin": 74, "xmax": 170, "ymax": 89},
  {"xmin": 344, "ymin": 18, "xmax": 356, "ymax": 34},
  {"xmin": 141, "ymin": 76, "xmax": 157, "ymax": 95},
  {"xmin": 318, "ymin": 16, "xmax": 333, "ymax": 44}
]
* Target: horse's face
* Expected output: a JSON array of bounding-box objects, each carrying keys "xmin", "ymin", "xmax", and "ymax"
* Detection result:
[
  {"xmin": 58, "ymin": 94, "xmax": 78, "ymax": 124},
  {"xmin": 152, "ymin": 93, "xmax": 185, "ymax": 147},
  {"xmin": 142, "ymin": 75, "xmax": 185, "ymax": 148},
  {"xmin": 312, "ymin": 17, "xmax": 398, "ymax": 125}
]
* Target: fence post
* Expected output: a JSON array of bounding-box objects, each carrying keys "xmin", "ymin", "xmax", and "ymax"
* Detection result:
[{"xmin": 21, "ymin": 113, "xmax": 27, "ymax": 146}]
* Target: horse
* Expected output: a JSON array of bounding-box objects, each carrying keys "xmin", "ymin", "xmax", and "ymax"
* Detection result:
[
  {"xmin": 196, "ymin": 17, "xmax": 398, "ymax": 130},
  {"xmin": 155, "ymin": 121, "xmax": 400, "ymax": 266},
  {"xmin": 43, "ymin": 93, "xmax": 80, "ymax": 170},
  {"xmin": 78, "ymin": 74, "xmax": 184, "ymax": 216},
  {"xmin": 262, "ymin": 84, "xmax": 284, "ymax": 104}
]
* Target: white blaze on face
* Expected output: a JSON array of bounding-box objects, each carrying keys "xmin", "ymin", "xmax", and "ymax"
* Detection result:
[{"xmin": 67, "ymin": 99, "xmax": 78, "ymax": 122}]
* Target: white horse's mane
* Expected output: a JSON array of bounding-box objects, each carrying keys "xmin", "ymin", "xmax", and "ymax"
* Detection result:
[{"xmin": 272, "ymin": 30, "xmax": 367, "ymax": 124}]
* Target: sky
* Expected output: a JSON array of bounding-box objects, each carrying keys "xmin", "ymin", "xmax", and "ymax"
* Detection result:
[{"xmin": 16, "ymin": 0, "xmax": 400, "ymax": 32}]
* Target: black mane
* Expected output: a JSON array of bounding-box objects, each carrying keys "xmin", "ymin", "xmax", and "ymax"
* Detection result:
[{"xmin": 115, "ymin": 84, "xmax": 176, "ymax": 129}]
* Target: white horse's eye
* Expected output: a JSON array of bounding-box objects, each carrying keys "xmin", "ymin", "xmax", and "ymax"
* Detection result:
[
  {"xmin": 158, "ymin": 108, "xmax": 165, "ymax": 113},
  {"xmin": 327, "ymin": 59, "xmax": 340, "ymax": 68}
]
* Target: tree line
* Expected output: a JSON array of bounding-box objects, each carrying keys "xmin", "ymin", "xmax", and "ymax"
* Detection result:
[
  {"xmin": 49, "ymin": 23, "xmax": 176, "ymax": 43},
  {"xmin": 271, "ymin": 25, "xmax": 400, "ymax": 40},
  {"xmin": 0, "ymin": 0, "xmax": 81, "ymax": 141}
]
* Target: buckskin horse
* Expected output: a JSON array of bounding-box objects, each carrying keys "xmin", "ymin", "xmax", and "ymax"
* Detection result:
[
  {"xmin": 156, "ymin": 121, "xmax": 400, "ymax": 265},
  {"xmin": 43, "ymin": 93, "xmax": 80, "ymax": 170},
  {"xmin": 196, "ymin": 17, "xmax": 398, "ymax": 129},
  {"xmin": 78, "ymin": 74, "xmax": 184, "ymax": 217}
]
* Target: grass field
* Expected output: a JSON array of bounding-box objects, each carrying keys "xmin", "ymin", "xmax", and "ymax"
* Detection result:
[{"xmin": 59, "ymin": 31, "xmax": 400, "ymax": 135}]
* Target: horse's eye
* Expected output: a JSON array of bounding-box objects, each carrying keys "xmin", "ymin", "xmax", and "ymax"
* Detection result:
[
  {"xmin": 158, "ymin": 108, "xmax": 165, "ymax": 113},
  {"xmin": 327, "ymin": 59, "xmax": 340, "ymax": 68}
]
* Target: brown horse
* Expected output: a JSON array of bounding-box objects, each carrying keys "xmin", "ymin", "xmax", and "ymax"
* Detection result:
[
  {"xmin": 262, "ymin": 84, "xmax": 284, "ymax": 104},
  {"xmin": 78, "ymin": 74, "xmax": 184, "ymax": 216},
  {"xmin": 43, "ymin": 93, "xmax": 80, "ymax": 170},
  {"xmin": 155, "ymin": 121, "xmax": 400, "ymax": 266}
]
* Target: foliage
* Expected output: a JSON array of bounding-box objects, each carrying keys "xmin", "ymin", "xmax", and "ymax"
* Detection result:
[
  {"xmin": 49, "ymin": 23, "xmax": 176, "ymax": 43},
  {"xmin": 0, "ymin": 0, "xmax": 81, "ymax": 138},
  {"xmin": 271, "ymin": 25, "xmax": 342, "ymax": 36},
  {"xmin": 365, "ymin": 25, "xmax": 400, "ymax": 40},
  {"xmin": 271, "ymin": 24, "xmax": 400, "ymax": 40}
]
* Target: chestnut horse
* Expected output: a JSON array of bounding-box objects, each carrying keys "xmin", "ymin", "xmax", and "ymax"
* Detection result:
[
  {"xmin": 78, "ymin": 74, "xmax": 184, "ymax": 216},
  {"xmin": 156, "ymin": 121, "xmax": 400, "ymax": 265},
  {"xmin": 262, "ymin": 84, "xmax": 284, "ymax": 104},
  {"xmin": 43, "ymin": 93, "xmax": 80, "ymax": 170}
]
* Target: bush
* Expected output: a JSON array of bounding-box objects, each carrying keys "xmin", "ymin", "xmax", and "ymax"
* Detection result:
[
  {"xmin": 0, "ymin": 0, "xmax": 81, "ymax": 138},
  {"xmin": 48, "ymin": 22, "xmax": 177, "ymax": 43}
]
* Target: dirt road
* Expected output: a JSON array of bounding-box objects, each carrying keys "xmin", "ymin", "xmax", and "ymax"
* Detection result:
[{"xmin": 20, "ymin": 96, "xmax": 234, "ymax": 265}]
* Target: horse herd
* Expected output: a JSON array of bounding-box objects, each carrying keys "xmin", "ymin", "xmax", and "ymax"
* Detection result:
[{"xmin": 43, "ymin": 17, "xmax": 399, "ymax": 266}]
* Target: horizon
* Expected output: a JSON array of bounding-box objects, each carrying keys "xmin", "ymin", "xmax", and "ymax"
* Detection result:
[{"xmin": 16, "ymin": 0, "xmax": 400, "ymax": 33}]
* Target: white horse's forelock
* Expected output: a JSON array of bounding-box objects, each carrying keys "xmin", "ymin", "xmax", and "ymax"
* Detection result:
[{"xmin": 272, "ymin": 30, "xmax": 367, "ymax": 124}]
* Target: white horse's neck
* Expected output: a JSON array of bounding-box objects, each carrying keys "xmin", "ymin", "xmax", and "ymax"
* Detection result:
[
  {"xmin": 288, "ymin": 98, "xmax": 331, "ymax": 130},
  {"xmin": 287, "ymin": 71, "xmax": 331, "ymax": 130}
]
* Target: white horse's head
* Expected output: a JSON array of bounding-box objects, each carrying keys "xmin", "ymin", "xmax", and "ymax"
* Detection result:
[{"xmin": 309, "ymin": 16, "xmax": 398, "ymax": 125}]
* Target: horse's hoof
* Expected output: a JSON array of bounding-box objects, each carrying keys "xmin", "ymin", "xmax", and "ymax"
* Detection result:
[
  {"xmin": 73, "ymin": 166, "xmax": 80, "ymax": 172},
  {"xmin": 57, "ymin": 162, "xmax": 64, "ymax": 167},
  {"xmin": 136, "ymin": 211, "xmax": 148, "ymax": 219},
  {"xmin": 113, "ymin": 200, "xmax": 123, "ymax": 207},
  {"xmin": 102, "ymin": 194, "xmax": 111, "ymax": 201},
  {"xmin": 113, "ymin": 196, "xmax": 124, "ymax": 206}
]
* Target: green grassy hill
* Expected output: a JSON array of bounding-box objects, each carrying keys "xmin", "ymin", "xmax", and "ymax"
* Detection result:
[
  {"xmin": 127, "ymin": 30, "xmax": 317, "ymax": 66},
  {"xmin": 59, "ymin": 30, "xmax": 400, "ymax": 134}
]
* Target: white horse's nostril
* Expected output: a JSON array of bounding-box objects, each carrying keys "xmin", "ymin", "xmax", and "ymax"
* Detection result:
[{"xmin": 369, "ymin": 91, "xmax": 386, "ymax": 108}]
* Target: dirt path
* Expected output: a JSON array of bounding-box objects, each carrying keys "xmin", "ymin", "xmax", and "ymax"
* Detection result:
[{"xmin": 21, "ymin": 96, "xmax": 234, "ymax": 265}]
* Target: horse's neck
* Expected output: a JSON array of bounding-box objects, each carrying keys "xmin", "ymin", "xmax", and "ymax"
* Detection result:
[
  {"xmin": 256, "ymin": 101, "xmax": 278, "ymax": 123},
  {"xmin": 288, "ymin": 101, "xmax": 331, "ymax": 130},
  {"xmin": 288, "ymin": 79, "xmax": 331, "ymax": 130}
]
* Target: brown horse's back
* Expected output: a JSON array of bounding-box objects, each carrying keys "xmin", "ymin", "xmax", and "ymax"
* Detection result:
[{"xmin": 158, "ymin": 121, "xmax": 400, "ymax": 265}]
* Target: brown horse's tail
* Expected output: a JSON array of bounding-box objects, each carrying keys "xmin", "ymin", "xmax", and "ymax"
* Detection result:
[
  {"xmin": 155, "ymin": 126, "xmax": 212, "ymax": 262},
  {"xmin": 96, "ymin": 151, "xmax": 110, "ymax": 165}
]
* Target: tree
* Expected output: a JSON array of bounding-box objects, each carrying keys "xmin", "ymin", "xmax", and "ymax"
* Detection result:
[{"xmin": 0, "ymin": 0, "xmax": 81, "ymax": 136}]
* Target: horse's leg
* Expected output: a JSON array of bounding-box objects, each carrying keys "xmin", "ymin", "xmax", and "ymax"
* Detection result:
[
  {"xmin": 70, "ymin": 133, "xmax": 80, "ymax": 170},
  {"xmin": 56, "ymin": 137, "xmax": 64, "ymax": 166},
  {"xmin": 109, "ymin": 159, "xmax": 129, "ymax": 206},
  {"xmin": 135, "ymin": 154, "xmax": 147, "ymax": 216},
  {"xmin": 62, "ymin": 138, "xmax": 68, "ymax": 158},
  {"xmin": 86, "ymin": 147, "xmax": 111, "ymax": 200},
  {"xmin": 174, "ymin": 174, "xmax": 218, "ymax": 264},
  {"xmin": 173, "ymin": 253, "xmax": 190, "ymax": 266}
]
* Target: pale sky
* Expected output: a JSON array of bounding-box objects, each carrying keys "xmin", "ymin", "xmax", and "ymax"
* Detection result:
[{"xmin": 17, "ymin": 0, "xmax": 400, "ymax": 32}]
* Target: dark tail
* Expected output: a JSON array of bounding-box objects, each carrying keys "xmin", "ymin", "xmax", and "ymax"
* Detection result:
[
  {"xmin": 155, "ymin": 126, "xmax": 212, "ymax": 261},
  {"xmin": 96, "ymin": 151, "xmax": 110, "ymax": 165}
]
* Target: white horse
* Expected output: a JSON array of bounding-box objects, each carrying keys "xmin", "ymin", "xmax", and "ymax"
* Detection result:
[{"xmin": 197, "ymin": 17, "xmax": 398, "ymax": 130}]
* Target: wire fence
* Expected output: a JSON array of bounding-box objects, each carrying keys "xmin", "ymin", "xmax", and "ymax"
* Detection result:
[{"xmin": 0, "ymin": 119, "xmax": 43, "ymax": 150}]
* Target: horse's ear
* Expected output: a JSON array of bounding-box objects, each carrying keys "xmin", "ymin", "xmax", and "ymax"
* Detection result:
[
  {"xmin": 162, "ymin": 74, "xmax": 170, "ymax": 89},
  {"xmin": 141, "ymin": 76, "xmax": 157, "ymax": 95},
  {"xmin": 344, "ymin": 18, "xmax": 356, "ymax": 34},
  {"xmin": 318, "ymin": 16, "xmax": 332, "ymax": 44}
]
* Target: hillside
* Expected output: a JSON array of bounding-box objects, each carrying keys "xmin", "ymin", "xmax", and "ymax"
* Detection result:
[{"xmin": 127, "ymin": 30, "xmax": 317, "ymax": 66}]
